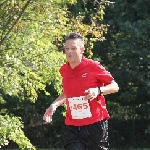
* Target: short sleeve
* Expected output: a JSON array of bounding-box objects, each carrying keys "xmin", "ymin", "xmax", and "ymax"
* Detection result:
[
  {"xmin": 93, "ymin": 61, "xmax": 114, "ymax": 85},
  {"xmin": 59, "ymin": 63, "xmax": 67, "ymax": 77}
]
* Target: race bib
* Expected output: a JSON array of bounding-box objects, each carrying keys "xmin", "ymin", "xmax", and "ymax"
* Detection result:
[{"xmin": 68, "ymin": 96, "xmax": 92, "ymax": 119}]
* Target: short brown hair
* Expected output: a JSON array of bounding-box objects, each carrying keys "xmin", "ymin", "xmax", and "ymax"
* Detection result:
[{"xmin": 65, "ymin": 32, "xmax": 84, "ymax": 47}]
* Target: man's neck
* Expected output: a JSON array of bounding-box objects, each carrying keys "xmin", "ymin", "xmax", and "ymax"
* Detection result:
[{"xmin": 69, "ymin": 57, "xmax": 83, "ymax": 69}]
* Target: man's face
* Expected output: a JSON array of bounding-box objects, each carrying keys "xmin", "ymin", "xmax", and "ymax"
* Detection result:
[{"xmin": 64, "ymin": 39, "xmax": 84, "ymax": 63}]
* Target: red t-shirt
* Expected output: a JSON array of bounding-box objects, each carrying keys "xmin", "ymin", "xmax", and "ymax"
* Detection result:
[{"xmin": 59, "ymin": 57, "xmax": 114, "ymax": 126}]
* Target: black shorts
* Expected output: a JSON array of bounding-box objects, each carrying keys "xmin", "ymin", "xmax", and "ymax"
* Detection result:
[{"xmin": 64, "ymin": 119, "xmax": 109, "ymax": 150}]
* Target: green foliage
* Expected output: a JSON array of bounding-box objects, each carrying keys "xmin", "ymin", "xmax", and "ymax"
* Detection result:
[
  {"xmin": 0, "ymin": 0, "xmax": 108, "ymax": 102},
  {"xmin": 92, "ymin": 0, "xmax": 150, "ymax": 119},
  {"xmin": 145, "ymin": 126, "xmax": 150, "ymax": 134},
  {"xmin": 91, "ymin": 0, "xmax": 150, "ymax": 148},
  {"xmin": 0, "ymin": 0, "xmax": 110, "ymax": 148},
  {"xmin": 0, "ymin": 115, "xmax": 35, "ymax": 149},
  {"xmin": 0, "ymin": 0, "xmax": 68, "ymax": 102}
]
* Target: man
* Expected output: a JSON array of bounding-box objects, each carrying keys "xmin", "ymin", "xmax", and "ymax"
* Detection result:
[{"xmin": 43, "ymin": 32, "xmax": 119, "ymax": 150}]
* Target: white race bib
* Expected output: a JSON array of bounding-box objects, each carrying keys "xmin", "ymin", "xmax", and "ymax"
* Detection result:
[{"xmin": 68, "ymin": 96, "xmax": 92, "ymax": 119}]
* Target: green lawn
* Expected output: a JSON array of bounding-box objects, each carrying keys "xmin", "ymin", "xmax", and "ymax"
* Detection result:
[{"xmin": 1, "ymin": 148, "xmax": 150, "ymax": 150}]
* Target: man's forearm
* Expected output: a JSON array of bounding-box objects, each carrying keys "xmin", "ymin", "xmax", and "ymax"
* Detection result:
[
  {"xmin": 100, "ymin": 80, "xmax": 119, "ymax": 95},
  {"xmin": 51, "ymin": 92, "xmax": 66, "ymax": 107}
]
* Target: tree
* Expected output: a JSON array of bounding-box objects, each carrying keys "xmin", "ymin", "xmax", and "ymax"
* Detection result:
[
  {"xmin": 0, "ymin": 0, "xmax": 111, "ymax": 148},
  {"xmin": 0, "ymin": 115, "xmax": 36, "ymax": 149},
  {"xmin": 91, "ymin": 0, "xmax": 150, "ymax": 147}
]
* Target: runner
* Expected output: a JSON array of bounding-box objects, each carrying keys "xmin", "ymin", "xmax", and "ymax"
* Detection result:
[{"xmin": 43, "ymin": 32, "xmax": 119, "ymax": 150}]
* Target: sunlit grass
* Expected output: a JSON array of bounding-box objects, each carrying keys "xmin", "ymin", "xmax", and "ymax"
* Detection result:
[{"xmin": 1, "ymin": 148, "xmax": 150, "ymax": 150}]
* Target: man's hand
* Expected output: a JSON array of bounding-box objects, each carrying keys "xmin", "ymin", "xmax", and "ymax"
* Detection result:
[
  {"xmin": 84, "ymin": 87, "xmax": 99, "ymax": 101},
  {"xmin": 43, "ymin": 104, "xmax": 57, "ymax": 123}
]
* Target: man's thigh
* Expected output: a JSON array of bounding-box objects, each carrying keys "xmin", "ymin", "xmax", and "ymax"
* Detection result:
[
  {"xmin": 64, "ymin": 120, "xmax": 109, "ymax": 150},
  {"xmin": 64, "ymin": 125, "xmax": 87, "ymax": 150},
  {"xmin": 87, "ymin": 120, "xmax": 109, "ymax": 150}
]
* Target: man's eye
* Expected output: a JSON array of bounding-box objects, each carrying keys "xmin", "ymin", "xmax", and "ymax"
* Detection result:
[{"xmin": 65, "ymin": 48, "xmax": 69, "ymax": 50}]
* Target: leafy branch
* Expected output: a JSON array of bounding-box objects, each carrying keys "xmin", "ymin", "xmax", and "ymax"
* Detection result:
[{"xmin": 0, "ymin": 0, "xmax": 32, "ymax": 46}]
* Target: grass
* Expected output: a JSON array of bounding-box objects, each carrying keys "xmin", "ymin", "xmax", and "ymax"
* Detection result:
[{"xmin": 1, "ymin": 148, "xmax": 150, "ymax": 150}]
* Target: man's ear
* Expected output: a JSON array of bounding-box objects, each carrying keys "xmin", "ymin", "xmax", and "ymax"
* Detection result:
[{"xmin": 81, "ymin": 47, "xmax": 85, "ymax": 53}]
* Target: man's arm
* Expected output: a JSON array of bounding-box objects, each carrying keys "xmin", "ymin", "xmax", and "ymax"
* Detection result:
[
  {"xmin": 43, "ymin": 92, "xmax": 66, "ymax": 123},
  {"xmin": 51, "ymin": 92, "xmax": 66, "ymax": 107},
  {"xmin": 99, "ymin": 80, "xmax": 119, "ymax": 95},
  {"xmin": 84, "ymin": 80, "xmax": 119, "ymax": 100}
]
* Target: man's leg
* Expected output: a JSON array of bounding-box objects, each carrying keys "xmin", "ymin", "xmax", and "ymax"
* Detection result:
[
  {"xmin": 88, "ymin": 142, "xmax": 108, "ymax": 150},
  {"xmin": 64, "ymin": 125, "xmax": 86, "ymax": 150},
  {"xmin": 87, "ymin": 120, "xmax": 109, "ymax": 150}
]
